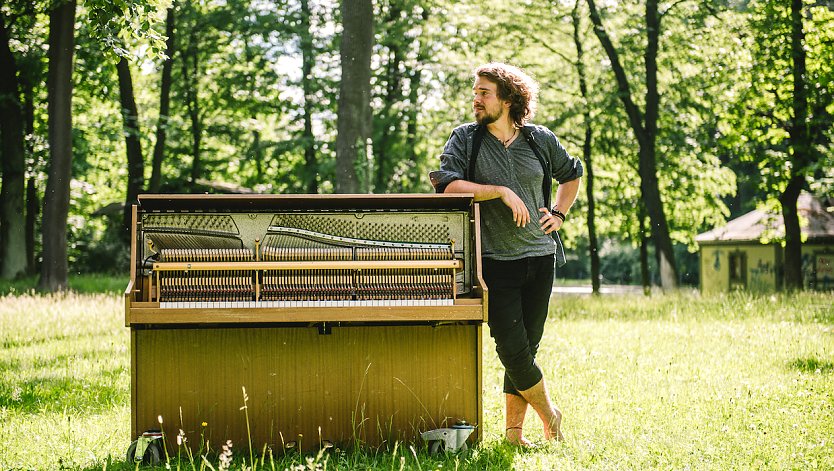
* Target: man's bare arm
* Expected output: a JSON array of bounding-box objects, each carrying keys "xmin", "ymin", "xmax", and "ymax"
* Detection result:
[
  {"xmin": 538, "ymin": 177, "xmax": 581, "ymax": 234},
  {"xmin": 552, "ymin": 178, "xmax": 581, "ymax": 214},
  {"xmin": 445, "ymin": 180, "xmax": 530, "ymax": 227}
]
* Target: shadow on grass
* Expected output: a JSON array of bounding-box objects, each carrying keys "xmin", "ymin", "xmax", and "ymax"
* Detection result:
[
  {"xmin": 65, "ymin": 438, "xmax": 532, "ymax": 471},
  {"xmin": 788, "ymin": 357, "xmax": 834, "ymax": 374}
]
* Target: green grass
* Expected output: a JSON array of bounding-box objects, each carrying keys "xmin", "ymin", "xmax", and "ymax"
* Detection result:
[
  {"xmin": 1, "ymin": 284, "xmax": 832, "ymax": 470},
  {"xmin": 0, "ymin": 274, "xmax": 128, "ymax": 296}
]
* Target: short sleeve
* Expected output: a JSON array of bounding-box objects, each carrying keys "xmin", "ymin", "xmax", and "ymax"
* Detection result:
[
  {"xmin": 429, "ymin": 126, "xmax": 470, "ymax": 193},
  {"xmin": 543, "ymin": 128, "xmax": 583, "ymax": 184}
]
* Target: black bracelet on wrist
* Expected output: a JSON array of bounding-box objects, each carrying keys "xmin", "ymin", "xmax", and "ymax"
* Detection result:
[{"xmin": 550, "ymin": 208, "xmax": 566, "ymax": 222}]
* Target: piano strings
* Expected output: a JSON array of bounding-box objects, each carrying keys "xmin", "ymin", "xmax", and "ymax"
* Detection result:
[{"xmin": 151, "ymin": 243, "xmax": 458, "ymax": 306}]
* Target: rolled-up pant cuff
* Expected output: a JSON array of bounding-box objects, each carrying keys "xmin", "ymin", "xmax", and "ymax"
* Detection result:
[{"xmin": 483, "ymin": 255, "xmax": 554, "ymax": 398}]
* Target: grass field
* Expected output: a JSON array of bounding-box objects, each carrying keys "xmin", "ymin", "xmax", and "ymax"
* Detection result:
[{"xmin": 0, "ymin": 280, "xmax": 832, "ymax": 470}]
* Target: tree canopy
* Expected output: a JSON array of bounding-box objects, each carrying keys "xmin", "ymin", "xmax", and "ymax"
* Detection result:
[{"xmin": 0, "ymin": 0, "xmax": 831, "ymax": 290}]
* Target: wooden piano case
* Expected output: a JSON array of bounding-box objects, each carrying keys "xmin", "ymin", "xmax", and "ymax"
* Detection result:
[{"xmin": 125, "ymin": 194, "xmax": 486, "ymax": 453}]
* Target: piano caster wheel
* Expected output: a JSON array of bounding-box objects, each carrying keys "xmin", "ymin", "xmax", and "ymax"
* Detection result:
[
  {"xmin": 429, "ymin": 440, "xmax": 467, "ymax": 455},
  {"xmin": 126, "ymin": 432, "xmax": 164, "ymax": 465}
]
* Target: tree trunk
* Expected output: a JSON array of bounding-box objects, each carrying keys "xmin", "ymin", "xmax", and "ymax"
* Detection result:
[
  {"xmin": 180, "ymin": 11, "xmax": 201, "ymax": 189},
  {"xmin": 250, "ymin": 130, "xmax": 263, "ymax": 181},
  {"xmin": 639, "ymin": 205, "xmax": 651, "ymax": 295},
  {"xmin": 587, "ymin": 0, "xmax": 678, "ymax": 289},
  {"xmin": 23, "ymin": 71, "xmax": 37, "ymax": 275},
  {"xmin": 300, "ymin": 0, "xmax": 318, "ymax": 193},
  {"xmin": 335, "ymin": 0, "xmax": 373, "ymax": 194},
  {"xmin": 117, "ymin": 57, "xmax": 144, "ymax": 236},
  {"xmin": 640, "ymin": 148, "xmax": 677, "ymax": 289},
  {"xmin": 185, "ymin": 63, "xmax": 201, "ymax": 186},
  {"xmin": 185, "ymin": 50, "xmax": 201, "ymax": 187},
  {"xmin": 149, "ymin": 5, "xmax": 175, "ymax": 193},
  {"xmin": 405, "ymin": 67, "xmax": 421, "ymax": 166},
  {"xmin": 0, "ymin": 14, "xmax": 27, "ymax": 279},
  {"xmin": 374, "ymin": 50, "xmax": 404, "ymax": 192},
  {"xmin": 782, "ymin": 0, "xmax": 810, "ymax": 290},
  {"xmin": 780, "ymin": 175, "xmax": 804, "ymax": 289},
  {"xmin": 643, "ymin": 0, "xmax": 677, "ymax": 289},
  {"xmin": 39, "ymin": 0, "xmax": 76, "ymax": 292},
  {"xmin": 572, "ymin": 0, "xmax": 599, "ymax": 295},
  {"xmin": 26, "ymin": 177, "xmax": 37, "ymax": 275},
  {"xmin": 584, "ymin": 114, "xmax": 600, "ymax": 295},
  {"xmin": 403, "ymin": 8, "xmax": 430, "ymax": 175},
  {"xmin": 373, "ymin": 3, "xmax": 405, "ymax": 193}
]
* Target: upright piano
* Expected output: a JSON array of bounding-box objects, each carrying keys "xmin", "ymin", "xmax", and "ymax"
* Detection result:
[{"xmin": 124, "ymin": 194, "xmax": 487, "ymax": 452}]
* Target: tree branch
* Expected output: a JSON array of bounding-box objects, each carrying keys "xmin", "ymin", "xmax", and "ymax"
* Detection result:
[
  {"xmin": 660, "ymin": 0, "xmax": 691, "ymax": 19},
  {"xmin": 527, "ymin": 31, "xmax": 574, "ymax": 64},
  {"xmin": 585, "ymin": 0, "xmax": 646, "ymax": 141}
]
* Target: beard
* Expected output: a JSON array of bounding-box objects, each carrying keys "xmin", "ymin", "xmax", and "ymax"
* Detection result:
[{"xmin": 474, "ymin": 106, "xmax": 501, "ymax": 125}]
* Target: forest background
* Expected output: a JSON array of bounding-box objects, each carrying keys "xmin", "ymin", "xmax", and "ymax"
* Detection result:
[{"xmin": 0, "ymin": 0, "xmax": 832, "ymax": 293}]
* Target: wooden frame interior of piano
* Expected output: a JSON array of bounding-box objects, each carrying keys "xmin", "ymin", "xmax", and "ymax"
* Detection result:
[{"xmin": 125, "ymin": 194, "xmax": 488, "ymax": 452}]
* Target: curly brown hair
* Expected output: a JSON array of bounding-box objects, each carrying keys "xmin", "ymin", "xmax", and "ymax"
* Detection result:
[{"xmin": 474, "ymin": 63, "xmax": 539, "ymax": 128}]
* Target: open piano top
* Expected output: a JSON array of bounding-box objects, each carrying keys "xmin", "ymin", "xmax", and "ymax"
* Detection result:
[{"xmin": 125, "ymin": 194, "xmax": 486, "ymax": 324}]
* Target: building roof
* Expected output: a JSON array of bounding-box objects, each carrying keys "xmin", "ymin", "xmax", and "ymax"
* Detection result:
[{"xmin": 696, "ymin": 193, "xmax": 834, "ymax": 243}]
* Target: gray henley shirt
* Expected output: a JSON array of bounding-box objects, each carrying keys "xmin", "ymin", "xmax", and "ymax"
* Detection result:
[{"xmin": 431, "ymin": 123, "xmax": 583, "ymax": 261}]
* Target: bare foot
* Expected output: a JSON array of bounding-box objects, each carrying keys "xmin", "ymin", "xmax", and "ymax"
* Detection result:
[
  {"xmin": 544, "ymin": 409, "xmax": 565, "ymax": 441},
  {"xmin": 505, "ymin": 427, "xmax": 535, "ymax": 447}
]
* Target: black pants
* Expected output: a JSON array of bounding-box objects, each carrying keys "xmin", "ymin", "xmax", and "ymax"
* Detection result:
[{"xmin": 482, "ymin": 254, "xmax": 555, "ymax": 396}]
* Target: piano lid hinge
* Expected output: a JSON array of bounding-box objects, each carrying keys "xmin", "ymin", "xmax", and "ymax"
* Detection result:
[{"xmin": 317, "ymin": 322, "xmax": 332, "ymax": 335}]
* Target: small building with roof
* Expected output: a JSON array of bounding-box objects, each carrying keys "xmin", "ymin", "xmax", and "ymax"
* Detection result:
[{"xmin": 696, "ymin": 193, "xmax": 834, "ymax": 293}]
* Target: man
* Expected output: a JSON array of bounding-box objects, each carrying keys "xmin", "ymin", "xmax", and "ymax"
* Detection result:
[{"xmin": 430, "ymin": 63, "xmax": 582, "ymax": 445}]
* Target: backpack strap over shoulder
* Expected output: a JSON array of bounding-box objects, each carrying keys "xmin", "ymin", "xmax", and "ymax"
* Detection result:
[
  {"xmin": 521, "ymin": 125, "xmax": 567, "ymax": 267},
  {"xmin": 520, "ymin": 125, "xmax": 553, "ymax": 209},
  {"xmin": 466, "ymin": 124, "xmax": 487, "ymax": 181}
]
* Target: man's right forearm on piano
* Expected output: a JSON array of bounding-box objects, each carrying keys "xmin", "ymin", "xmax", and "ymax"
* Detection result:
[{"xmin": 444, "ymin": 179, "xmax": 530, "ymax": 227}]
